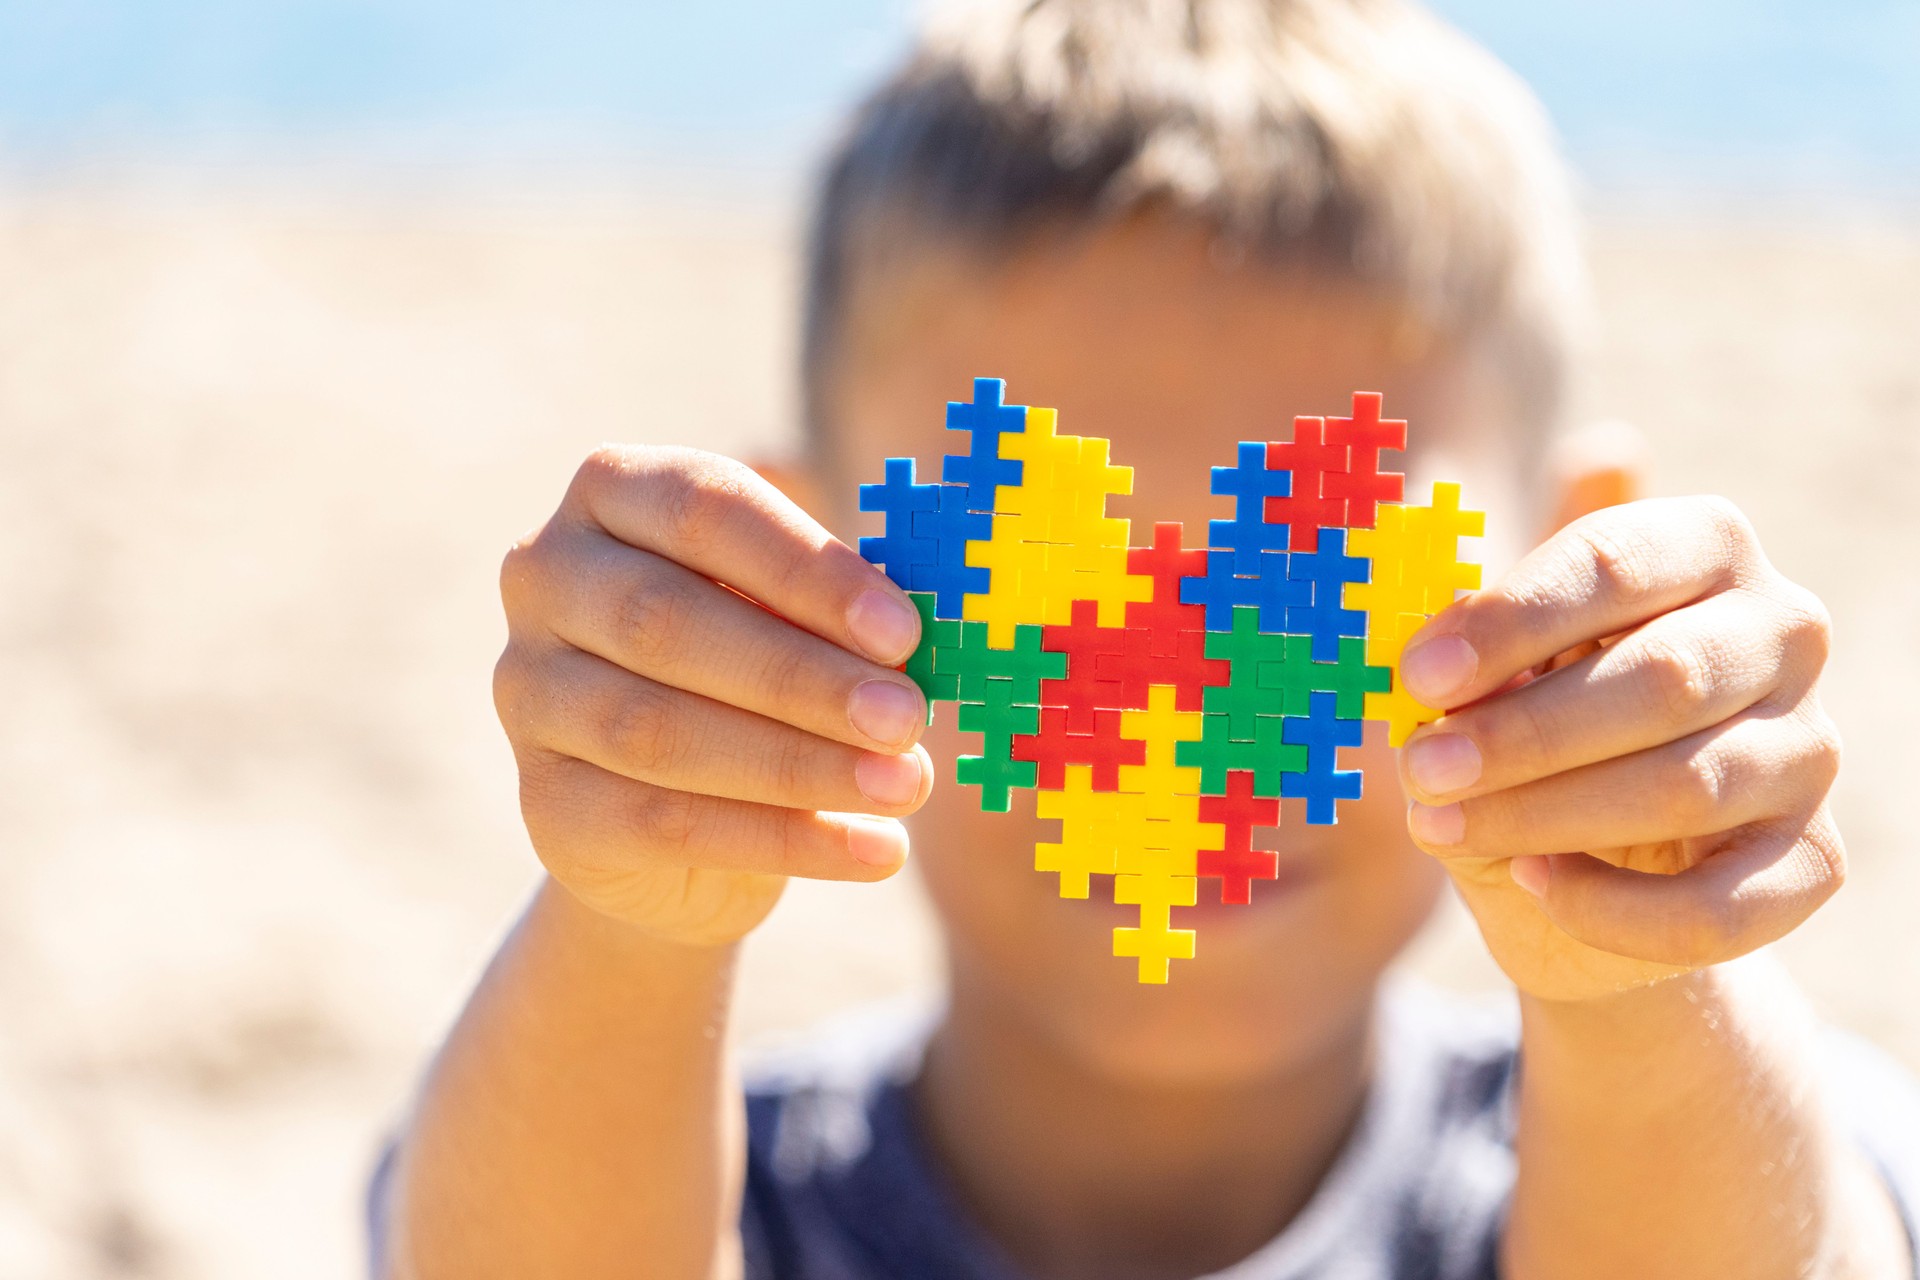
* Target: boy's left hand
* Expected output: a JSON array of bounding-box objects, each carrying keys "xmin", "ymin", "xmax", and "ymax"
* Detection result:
[{"xmin": 1396, "ymin": 496, "xmax": 1843, "ymax": 1002}]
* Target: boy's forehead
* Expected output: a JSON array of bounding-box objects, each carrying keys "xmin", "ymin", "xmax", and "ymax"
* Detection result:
[{"xmin": 830, "ymin": 215, "xmax": 1514, "ymax": 512}]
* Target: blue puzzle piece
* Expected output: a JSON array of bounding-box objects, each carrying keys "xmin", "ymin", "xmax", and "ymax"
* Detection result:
[
  {"xmin": 1283, "ymin": 526, "xmax": 1370, "ymax": 660},
  {"xmin": 1281, "ymin": 691, "xmax": 1365, "ymax": 824},
  {"xmin": 1207, "ymin": 441, "xmax": 1292, "ymax": 575},
  {"xmin": 910, "ymin": 484, "xmax": 992, "ymax": 618},
  {"xmin": 942, "ymin": 378, "xmax": 1027, "ymax": 513},
  {"xmin": 857, "ymin": 456, "xmax": 941, "ymax": 590},
  {"xmin": 1179, "ymin": 549, "xmax": 1309, "ymax": 632}
]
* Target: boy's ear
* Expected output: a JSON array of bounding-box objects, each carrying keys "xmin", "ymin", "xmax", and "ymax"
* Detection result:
[
  {"xmin": 1541, "ymin": 419, "xmax": 1650, "ymax": 538},
  {"xmin": 747, "ymin": 453, "xmax": 828, "ymax": 521}
]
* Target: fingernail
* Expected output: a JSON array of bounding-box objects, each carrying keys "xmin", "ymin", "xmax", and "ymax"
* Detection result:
[
  {"xmin": 855, "ymin": 750, "xmax": 923, "ymax": 807},
  {"xmin": 849, "ymin": 680, "xmax": 923, "ymax": 748},
  {"xmin": 846, "ymin": 589, "xmax": 920, "ymax": 664},
  {"xmin": 1399, "ymin": 633, "xmax": 1478, "ymax": 706},
  {"xmin": 847, "ymin": 816, "xmax": 909, "ymax": 867},
  {"xmin": 1509, "ymin": 855, "xmax": 1551, "ymax": 899},
  {"xmin": 1405, "ymin": 732, "xmax": 1481, "ymax": 798},
  {"xmin": 1408, "ymin": 801, "xmax": 1465, "ymax": 846}
]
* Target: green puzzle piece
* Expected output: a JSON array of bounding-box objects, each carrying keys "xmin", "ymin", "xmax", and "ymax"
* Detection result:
[
  {"xmin": 1177, "ymin": 712, "xmax": 1305, "ymax": 797},
  {"xmin": 935, "ymin": 620, "xmax": 1067, "ymax": 705},
  {"xmin": 956, "ymin": 681, "xmax": 1041, "ymax": 812},
  {"xmin": 903, "ymin": 592, "xmax": 961, "ymax": 719},
  {"xmin": 1199, "ymin": 609, "xmax": 1391, "ymax": 740},
  {"xmin": 1254, "ymin": 635, "xmax": 1391, "ymax": 720},
  {"xmin": 1199, "ymin": 608, "xmax": 1295, "ymax": 738}
]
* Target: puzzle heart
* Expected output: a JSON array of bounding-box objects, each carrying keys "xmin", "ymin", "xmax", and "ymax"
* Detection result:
[{"xmin": 857, "ymin": 379, "xmax": 1484, "ymax": 982}]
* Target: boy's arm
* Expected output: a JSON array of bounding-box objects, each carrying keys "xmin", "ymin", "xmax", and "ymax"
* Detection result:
[
  {"xmin": 376, "ymin": 446, "xmax": 931, "ymax": 1279},
  {"xmin": 1396, "ymin": 496, "xmax": 1912, "ymax": 1278},
  {"xmin": 381, "ymin": 881, "xmax": 745, "ymax": 1280},
  {"xmin": 1511, "ymin": 957, "xmax": 1910, "ymax": 1280}
]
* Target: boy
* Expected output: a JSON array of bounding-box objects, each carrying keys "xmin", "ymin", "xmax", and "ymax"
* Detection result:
[{"xmin": 374, "ymin": 1, "xmax": 1920, "ymax": 1276}]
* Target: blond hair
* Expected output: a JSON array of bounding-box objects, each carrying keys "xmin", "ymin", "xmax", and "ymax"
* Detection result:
[{"xmin": 803, "ymin": 0, "xmax": 1586, "ymax": 446}]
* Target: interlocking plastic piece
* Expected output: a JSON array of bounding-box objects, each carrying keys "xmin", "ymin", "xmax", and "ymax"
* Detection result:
[
  {"xmin": 1179, "ymin": 549, "xmax": 1307, "ymax": 632},
  {"xmin": 1123, "ymin": 521, "xmax": 1211, "ymax": 654},
  {"xmin": 1284, "ymin": 526, "xmax": 1371, "ymax": 661},
  {"xmin": 935, "ymin": 620, "xmax": 1067, "ymax": 706},
  {"xmin": 1060, "ymin": 433, "xmax": 1137, "ymax": 546},
  {"xmin": 964, "ymin": 405, "xmax": 1148, "ymax": 643},
  {"xmin": 941, "ymin": 377, "xmax": 1027, "ymax": 512},
  {"xmin": 857, "ymin": 457, "xmax": 941, "ymax": 591},
  {"xmin": 1253, "ymin": 634, "xmax": 1391, "ymax": 721},
  {"xmin": 902, "ymin": 592, "xmax": 960, "ymax": 716},
  {"xmin": 1198, "ymin": 608, "xmax": 1298, "ymax": 737},
  {"xmin": 1281, "ymin": 690, "xmax": 1365, "ymax": 824},
  {"xmin": 1361, "ymin": 611, "xmax": 1442, "ymax": 746},
  {"xmin": 1262, "ymin": 416, "xmax": 1347, "ymax": 553},
  {"xmin": 957, "ymin": 541, "xmax": 1047, "ymax": 642},
  {"xmin": 1177, "ymin": 711, "xmax": 1302, "ymax": 797},
  {"xmin": 1113, "ymin": 874, "xmax": 1198, "ymax": 985},
  {"xmin": 1346, "ymin": 483, "xmax": 1485, "ymax": 629},
  {"xmin": 1108, "ymin": 685, "xmax": 1223, "ymax": 982},
  {"xmin": 1012, "ymin": 705, "xmax": 1144, "ymax": 790},
  {"xmin": 1037, "ymin": 599, "xmax": 1131, "ymax": 733},
  {"xmin": 1322, "ymin": 391, "xmax": 1405, "ymax": 528},
  {"xmin": 1401, "ymin": 483, "xmax": 1485, "ymax": 610},
  {"xmin": 1195, "ymin": 770, "xmax": 1281, "ymax": 904},
  {"xmin": 1094, "ymin": 627, "xmax": 1228, "ymax": 712},
  {"xmin": 1207, "ymin": 442, "xmax": 1292, "ymax": 575},
  {"xmin": 1113, "ymin": 685, "xmax": 1208, "ymax": 819},
  {"xmin": 955, "ymin": 680, "xmax": 1041, "ymax": 812},
  {"xmin": 909, "ymin": 484, "xmax": 992, "ymax": 618},
  {"xmin": 1035, "ymin": 766, "xmax": 1137, "ymax": 897},
  {"xmin": 997, "ymin": 409, "xmax": 1125, "ymax": 545},
  {"xmin": 1343, "ymin": 502, "xmax": 1431, "ymax": 628}
]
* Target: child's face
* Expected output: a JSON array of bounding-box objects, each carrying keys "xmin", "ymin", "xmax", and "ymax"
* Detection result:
[{"xmin": 822, "ymin": 215, "xmax": 1530, "ymax": 1084}]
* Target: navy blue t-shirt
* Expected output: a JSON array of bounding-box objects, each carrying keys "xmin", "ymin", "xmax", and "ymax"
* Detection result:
[
  {"xmin": 737, "ymin": 981, "xmax": 1920, "ymax": 1280},
  {"xmin": 368, "ymin": 979, "xmax": 1920, "ymax": 1278}
]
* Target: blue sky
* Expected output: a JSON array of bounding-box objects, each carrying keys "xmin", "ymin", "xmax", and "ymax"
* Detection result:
[{"xmin": 2, "ymin": 1, "xmax": 1914, "ymax": 196}]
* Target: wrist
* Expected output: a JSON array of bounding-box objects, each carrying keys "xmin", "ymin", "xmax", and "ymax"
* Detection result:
[
  {"xmin": 531, "ymin": 874, "xmax": 746, "ymax": 980},
  {"xmin": 1514, "ymin": 953, "xmax": 1821, "ymax": 1132},
  {"xmin": 1517, "ymin": 961, "xmax": 1724, "ymax": 1029}
]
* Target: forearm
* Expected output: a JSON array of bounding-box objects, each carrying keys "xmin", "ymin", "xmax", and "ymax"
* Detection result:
[
  {"xmin": 381, "ymin": 876, "xmax": 745, "ymax": 1280},
  {"xmin": 1505, "ymin": 954, "xmax": 1909, "ymax": 1280}
]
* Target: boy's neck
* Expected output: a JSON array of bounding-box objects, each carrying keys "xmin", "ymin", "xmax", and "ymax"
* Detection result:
[{"xmin": 910, "ymin": 975, "xmax": 1379, "ymax": 1280}]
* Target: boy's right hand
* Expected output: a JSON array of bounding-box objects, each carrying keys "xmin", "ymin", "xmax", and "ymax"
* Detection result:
[{"xmin": 492, "ymin": 445, "xmax": 931, "ymax": 946}]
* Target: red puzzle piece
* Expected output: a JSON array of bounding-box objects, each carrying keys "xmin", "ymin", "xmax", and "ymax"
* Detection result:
[
  {"xmin": 1093, "ymin": 627, "xmax": 1229, "ymax": 712},
  {"xmin": 1012, "ymin": 705, "xmax": 1146, "ymax": 790},
  {"xmin": 1323, "ymin": 391, "xmax": 1406, "ymax": 529},
  {"xmin": 1038, "ymin": 598, "xmax": 1131, "ymax": 733},
  {"xmin": 1196, "ymin": 770, "xmax": 1281, "ymax": 904},
  {"xmin": 1263, "ymin": 415, "xmax": 1348, "ymax": 552},
  {"xmin": 1123, "ymin": 521, "xmax": 1211, "ymax": 655}
]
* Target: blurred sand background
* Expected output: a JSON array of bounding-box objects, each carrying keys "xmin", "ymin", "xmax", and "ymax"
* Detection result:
[{"xmin": 0, "ymin": 187, "xmax": 1915, "ymax": 1278}]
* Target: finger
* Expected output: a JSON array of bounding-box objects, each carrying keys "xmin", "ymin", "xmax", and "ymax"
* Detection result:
[
  {"xmin": 510, "ymin": 525, "xmax": 928, "ymax": 752},
  {"xmin": 1400, "ymin": 496, "xmax": 1765, "ymax": 710},
  {"xmin": 562, "ymin": 445, "xmax": 921, "ymax": 665},
  {"xmin": 502, "ymin": 643, "xmax": 933, "ymax": 815},
  {"xmin": 519, "ymin": 751, "xmax": 912, "ymax": 883},
  {"xmin": 1406, "ymin": 702, "xmax": 1840, "ymax": 857},
  {"xmin": 1401, "ymin": 586, "xmax": 1830, "ymax": 803},
  {"xmin": 1504, "ymin": 808, "xmax": 1846, "ymax": 967}
]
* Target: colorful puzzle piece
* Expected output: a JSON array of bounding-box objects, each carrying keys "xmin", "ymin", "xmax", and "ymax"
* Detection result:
[{"xmin": 857, "ymin": 381, "xmax": 1483, "ymax": 983}]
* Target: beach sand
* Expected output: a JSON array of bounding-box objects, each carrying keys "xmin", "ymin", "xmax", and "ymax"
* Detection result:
[{"xmin": 0, "ymin": 189, "xmax": 1913, "ymax": 1277}]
